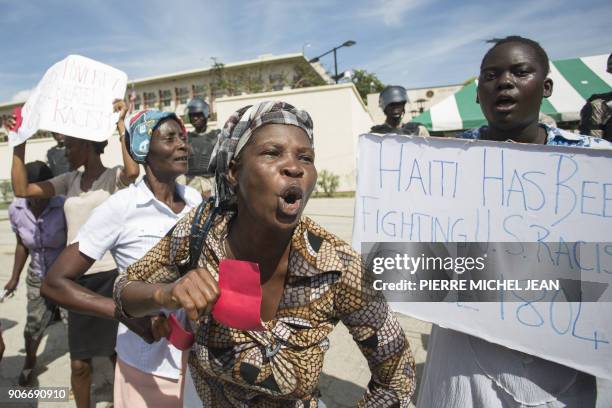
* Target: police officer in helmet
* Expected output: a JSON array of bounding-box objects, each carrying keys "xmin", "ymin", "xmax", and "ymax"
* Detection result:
[
  {"xmin": 371, "ymin": 85, "xmax": 429, "ymax": 136},
  {"xmin": 185, "ymin": 97, "xmax": 220, "ymax": 198}
]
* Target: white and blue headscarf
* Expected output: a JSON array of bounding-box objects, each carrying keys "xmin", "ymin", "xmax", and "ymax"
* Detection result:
[{"xmin": 125, "ymin": 110, "xmax": 186, "ymax": 163}]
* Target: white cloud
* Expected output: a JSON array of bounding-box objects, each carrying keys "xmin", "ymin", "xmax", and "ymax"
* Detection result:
[
  {"xmin": 10, "ymin": 89, "xmax": 31, "ymax": 103},
  {"xmin": 354, "ymin": 0, "xmax": 425, "ymax": 26}
]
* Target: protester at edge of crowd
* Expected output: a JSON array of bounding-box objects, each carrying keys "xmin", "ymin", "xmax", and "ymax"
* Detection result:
[
  {"xmin": 114, "ymin": 100, "xmax": 416, "ymax": 407},
  {"xmin": 9, "ymin": 100, "xmax": 140, "ymax": 408},
  {"xmin": 182, "ymin": 97, "xmax": 221, "ymax": 199},
  {"xmin": 370, "ymin": 85, "xmax": 430, "ymax": 136},
  {"xmin": 46, "ymin": 132, "xmax": 71, "ymax": 176},
  {"xmin": 4, "ymin": 161, "xmax": 66, "ymax": 386},
  {"xmin": 43, "ymin": 109, "xmax": 201, "ymax": 407},
  {"xmin": 579, "ymin": 53, "xmax": 612, "ymax": 141},
  {"xmin": 417, "ymin": 36, "xmax": 612, "ymax": 408}
]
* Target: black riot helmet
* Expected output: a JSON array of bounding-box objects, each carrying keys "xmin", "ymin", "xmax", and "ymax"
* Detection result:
[
  {"xmin": 379, "ymin": 85, "xmax": 408, "ymax": 111},
  {"xmin": 186, "ymin": 97, "xmax": 210, "ymax": 118}
]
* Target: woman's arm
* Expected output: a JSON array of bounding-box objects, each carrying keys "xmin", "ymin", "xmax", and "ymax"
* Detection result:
[
  {"xmin": 11, "ymin": 143, "xmax": 56, "ymax": 199},
  {"xmin": 334, "ymin": 254, "xmax": 416, "ymax": 406},
  {"xmin": 117, "ymin": 206, "xmax": 218, "ymax": 321},
  {"xmin": 113, "ymin": 99, "xmax": 140, "ymax": 185},
  {"xmin": 4, "ymin": 234, "xmax": 29, "ymax": 296},
  {"xmin": 42, "ymin": 244, "xmax": 170, "ymax": 342},
  {"xmin": 41, "ymin": 243, "xmax": 114, "ymax": 319},
  {"xmin": 120, "ymin": 267, "xmax": 219, "ymax": 320}
]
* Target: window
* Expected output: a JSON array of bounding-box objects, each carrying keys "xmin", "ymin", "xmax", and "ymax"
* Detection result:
[
  {"xmin": 128, "ymin": 92, "xmax": 141, "ymax": 111},
  {"xmin": 143, "ymin": 92, "xmax": 156, "ymax": 108},
  {"xmin": 269, "ymin": 72, "xmax": 287, "ymax": 91},
  {"xmin": 213, "ymin": 88, "xmax": 225, "ymax": 98},
  {"xmin": 177, "ymin": 87, "xmax": 189, "ymax": 104},
  {"xmin": 192, "ymin": 84, "xmax": 206, "ymax": 98},
  {"xmin": 161, "ymin": 90, "xmax": 172, "ymax": 107},
  {"xmin": 133, "ymin": 94, "xmax": 142, "ymax": 110}
]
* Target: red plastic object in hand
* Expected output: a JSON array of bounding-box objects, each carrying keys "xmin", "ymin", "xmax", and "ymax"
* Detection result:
[
  {"xmin": 212, "ymin": 259, "xmax": 265, "ymax": 331},
  {"xmin": 10, "ymin": 107, "xmax": 23, "ymax": 131},
  {"xmin": 166, "ymin": 313, "xmax": 194, "ymax": 350}
]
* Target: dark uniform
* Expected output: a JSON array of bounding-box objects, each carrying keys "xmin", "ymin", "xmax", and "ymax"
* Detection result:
[
  {"xmin": 187, "ymin": 130, "xmax": 220, "ymax": 177},
  {"xmin": 579, "ymin": 92, "xmax": 612, "ymax": 141},
  {"xmin": 370, "ymin": 122, "xmax": 428, "ymax": 136},
  {"xmin": 46, "ymin": 145, "xmax": 71, "ymax": 176},
  {"xmin": 185, "ymin": 129, "xmax": 220, "ymax": 195}
]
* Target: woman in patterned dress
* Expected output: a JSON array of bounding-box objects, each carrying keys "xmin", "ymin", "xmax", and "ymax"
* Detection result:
[{"xmin": 115, "ymin": 101, "xmax": 416, "ymax": 407}]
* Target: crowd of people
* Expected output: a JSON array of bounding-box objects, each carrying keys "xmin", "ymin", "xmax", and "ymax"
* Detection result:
[{"xmin": 0, "ymin": 36, "xmax": 610, "ymax": 407}]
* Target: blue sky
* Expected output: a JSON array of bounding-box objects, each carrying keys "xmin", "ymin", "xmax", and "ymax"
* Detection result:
[{"xmin": 1, "ymin": 0, "xmax": 610, "ymax": 103}]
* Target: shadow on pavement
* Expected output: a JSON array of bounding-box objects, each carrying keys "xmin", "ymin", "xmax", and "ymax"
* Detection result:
[
  {"xmin": 319, "ymin": 372, "xmax": 366, "ymax": 407},
  {"xmin": 0, "ymin": 320, "xmax": 68, "ymax": 408},
  {"xmin": 420, "ymin": 333, "xmax": 429, "ymax": 351},
  {"xmin": 0, "ymin": 318, "xmax": 18, "ymax": 331}
]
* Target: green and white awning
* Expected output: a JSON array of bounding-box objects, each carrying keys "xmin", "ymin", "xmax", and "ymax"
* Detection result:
[{"xmin": 413, "ymin": 54, "xmax": 612, "ymax": 131}]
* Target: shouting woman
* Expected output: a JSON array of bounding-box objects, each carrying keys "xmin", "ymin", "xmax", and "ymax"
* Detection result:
[{"xmin": 115, "ymin": 101, "xmax": 416, "ymax": 407}]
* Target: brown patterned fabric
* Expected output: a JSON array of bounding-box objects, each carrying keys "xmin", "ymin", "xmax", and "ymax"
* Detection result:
[{"xmin": 120, "ymin": 202, "xmax": 416, "ymax": 407}]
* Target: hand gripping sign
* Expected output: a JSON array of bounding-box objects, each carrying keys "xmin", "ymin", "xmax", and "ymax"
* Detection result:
[{"xmin": 8, "ymin": 55, "xmax": 127, "ymax": 147}]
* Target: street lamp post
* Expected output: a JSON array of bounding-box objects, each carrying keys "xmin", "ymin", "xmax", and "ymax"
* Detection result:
[{"xmin": 308, "ymin": 40, "xmax": 356, "ymax": 83}]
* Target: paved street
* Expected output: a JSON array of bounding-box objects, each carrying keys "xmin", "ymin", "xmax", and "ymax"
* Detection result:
[{"xmin": 0, "ymin": 198, "xmax": 431, "ymax": 407}]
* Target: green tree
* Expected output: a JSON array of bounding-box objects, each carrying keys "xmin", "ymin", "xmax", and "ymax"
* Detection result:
[
  {"xmin": 0, "ymin": 180, "xmax": 12, "ymax": 203},
  {"xmin": 351, "ymin": 69, "xmax": 385, "ymax": 104},
  {"xmin": 241, "ymin": 69, "xmax": 265, "ymax": 94},
  {"xmin": 292, "ymin": 64, "xmax": 326, "ymax": 88},
  {"xmin": 210, "ymin": 59, "xmax": 230, "ymax": 96},
  {"xmin": 316, "ymin": 170, "xmax": 340, "ymax": 197}
]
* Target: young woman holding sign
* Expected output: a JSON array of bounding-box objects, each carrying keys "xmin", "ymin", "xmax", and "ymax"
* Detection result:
[
  {"xmin": 9, "ymin": 101, "xmax": 139, "ymax": 408},
  {"xmin": 114, "ymin": 101, "xmax": 416, "ymax": 407},
  {"xmin": 417, "ymin": 36, "xmax": 612, "ymax": 408}
]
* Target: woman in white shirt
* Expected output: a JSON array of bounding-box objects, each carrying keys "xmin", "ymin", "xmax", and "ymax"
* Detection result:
[{"xmin": 43, "ymin": 109, "xmax": 202, "ymax": 407}]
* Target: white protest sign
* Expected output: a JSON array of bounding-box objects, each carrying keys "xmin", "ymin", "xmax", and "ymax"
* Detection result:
[
  {"xmin": 9, "ymin": 55, "xmax": 127, "ymax": 147},
  {"xmin": 352, "ymin": 133, "xmax": 612, "ymax": 380}
]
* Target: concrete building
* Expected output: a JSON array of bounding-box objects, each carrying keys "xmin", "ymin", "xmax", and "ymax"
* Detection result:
[
  {"xmin": 121, "ymin": 53, "xmax": 331, "ymax": 122},
  {"xmin": 0, "ymin": 53, "xmax": 332, "ymax": 142},
  {"xmin": 366, "ymin": 83, "xmax": 463, "ymax": 126}
]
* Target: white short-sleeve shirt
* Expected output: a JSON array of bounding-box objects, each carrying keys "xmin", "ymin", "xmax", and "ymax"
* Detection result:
[{"xmin": 75, "ymin": 179, "xmax": 202, "ymax": 379}]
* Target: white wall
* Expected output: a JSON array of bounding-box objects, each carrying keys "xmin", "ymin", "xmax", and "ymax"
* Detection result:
[
  {"xmin": 1, "ymin": 133, "xmax": 127, "ymax": 180},
  {"xmin": 215, "ymin": 83, "xmax": 373, "ymax": 191}
]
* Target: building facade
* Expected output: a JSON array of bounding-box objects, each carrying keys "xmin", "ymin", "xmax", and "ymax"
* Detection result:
[{"xmin": 0, "ymin": 53, "xmax": 331, "ymax": 142}]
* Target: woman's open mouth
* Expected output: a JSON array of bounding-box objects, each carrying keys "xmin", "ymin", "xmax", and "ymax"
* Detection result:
[
  {"xmin": 494, "ymin": 94, "xmax": 517, "ymax": 112},
  {"xmin": 278, "ymin": 185, "xmax": 304, "ymax": 218},
  {"xmin": 173, "ymin": 156, "xmax": 188, "ymax": 163}
]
